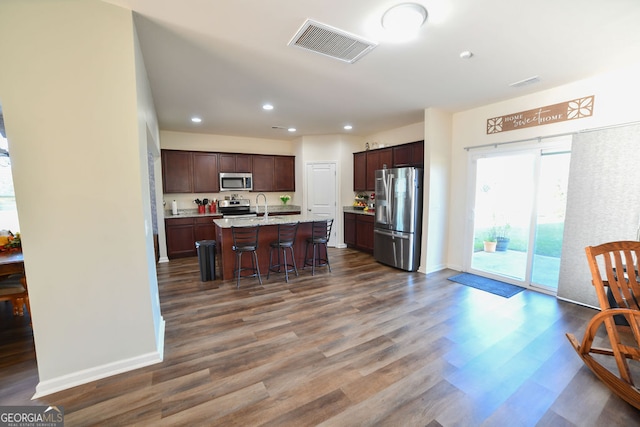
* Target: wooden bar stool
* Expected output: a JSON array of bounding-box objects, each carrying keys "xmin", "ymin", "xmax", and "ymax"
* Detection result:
[
  {"xmin": 304, "ymin": 219, "xmax": 333, "ymax": 276},
  {"xmin": 231, "ymin": 225, "xmax": 262, "ymax": 288},
  {"xmin": 268, "ymin": 222, "xmax": 299, "ymax": 282}
]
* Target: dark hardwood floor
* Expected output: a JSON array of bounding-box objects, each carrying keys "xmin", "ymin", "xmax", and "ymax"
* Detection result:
[{"xmin": 1, "ymin": 248, "xmax": 639, "ymax": 426}]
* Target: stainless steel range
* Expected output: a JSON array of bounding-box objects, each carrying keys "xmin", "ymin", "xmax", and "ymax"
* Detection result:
[{"xmin": 217, "ymin": 199, "xmax": 256, "ymax": 218}]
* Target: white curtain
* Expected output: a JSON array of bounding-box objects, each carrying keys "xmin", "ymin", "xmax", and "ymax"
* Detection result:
[{"xmin": 557, "ymin": 123, "xmax": 640, "ymax": 307}]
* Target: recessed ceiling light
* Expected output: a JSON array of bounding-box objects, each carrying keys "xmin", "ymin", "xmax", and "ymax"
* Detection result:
[
  {"xmin": 459, "ymin": 50, "xmax": 473, "ymax": 59},
  {"xmin": 288, "ymin": 128, "xmax": 296, "ymax": 132},
  {"xmin": 382, "ymin": 3, "xmax": 427, "ymax": 39},
  {"xmin": 191, "ymin": 117, "xmax": 202, "ymax": 123},
  {"xmin": 262, "ymin": 104, "xmax": 274, "ymax": 110},
  {"xmin": 344, "ymin": 125, "xmax": 353, "ymax": 130}
]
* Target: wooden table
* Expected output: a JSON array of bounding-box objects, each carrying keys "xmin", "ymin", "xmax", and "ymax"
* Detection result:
[{"xmin": 0, "ymin": 251, "xmax": 24, "ymax": 276}]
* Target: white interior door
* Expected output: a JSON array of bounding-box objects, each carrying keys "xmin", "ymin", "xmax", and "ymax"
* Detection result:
[{"xmin": 306, "ymin": 162, "xmax": 337, "ymax": 246}]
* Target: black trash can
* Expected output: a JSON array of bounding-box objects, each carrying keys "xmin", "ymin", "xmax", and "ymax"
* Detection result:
[{"xmin": 195, "ymin": 240, "xmax": 217, "ymax": 281}]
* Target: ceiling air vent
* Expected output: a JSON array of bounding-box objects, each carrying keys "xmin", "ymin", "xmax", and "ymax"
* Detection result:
[
  {"xmin": 288, "ymin": 19, "xmax": 377, "ymax": 64},
  {"xmin": 509, "ymin": 76, "xmax": 541, "ymax": 88}
]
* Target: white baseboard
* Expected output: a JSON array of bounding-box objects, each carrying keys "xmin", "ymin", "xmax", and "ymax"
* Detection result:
[
  {"xmin": 156, "ymin": 316, "xmax": 166, "ymax": 359},
  {"xmin": 33, "ymin": 317, "xmax": 166, "ymax": 399}
]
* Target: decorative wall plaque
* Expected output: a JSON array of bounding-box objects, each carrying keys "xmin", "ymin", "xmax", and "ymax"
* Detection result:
[{"xmin": 487, "ymin": 95, "xmax": 594, "ymax": 134}]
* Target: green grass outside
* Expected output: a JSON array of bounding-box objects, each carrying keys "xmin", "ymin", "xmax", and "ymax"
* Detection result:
[{"xmin": 474, "ymin": 222, "xmax": 564, "ymax": 257}]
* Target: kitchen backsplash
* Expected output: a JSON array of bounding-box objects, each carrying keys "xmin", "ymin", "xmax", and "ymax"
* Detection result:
[{"xmin": 164, "ymin": 192, "xmax": 295, "ymax": 212}]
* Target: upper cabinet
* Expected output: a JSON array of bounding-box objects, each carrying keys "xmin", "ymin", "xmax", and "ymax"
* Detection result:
[
  {"xmin": 274, "ymin": 156, "xmax": 295, "ymax": 192},
  {"xmin": 219, "ymin": 153, "xmax": 252, "ymax": 173},
  {"xmin": 366, "ymin": 148, "xmax": 393, "ymax": 191},
  {"xmin": 353, "ymin": 140, "xmax": 424, "ymax": 192},
  {"xmin": 162, "ymin": 150, "xmax": 219, "ymax": 193},
  {"xmin": 353, "ymin": 152, "xmax": 367, "ymax": 191},
  {"xmin": 192, "ymin": 152, "xmax": 219, "ymax": 193},
  {"xmin": 393, "ymin": 140, "xmax": 424, "ymax": 167},
  {"xmin": 162, "ymin": 150, "xmax": 193, "ymax": 193},
  {"xmin": 162, "ymin": 150, "xmax": 294, "ymax": 194},
  {"xmin": 252, "ymin": 155, "xmax": 274, "ymax": 192}
]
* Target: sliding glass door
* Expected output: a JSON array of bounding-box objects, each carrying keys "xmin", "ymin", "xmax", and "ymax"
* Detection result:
[{"xmin": 468, "ymin": 138, "xmax": 571, "ymax": 291}]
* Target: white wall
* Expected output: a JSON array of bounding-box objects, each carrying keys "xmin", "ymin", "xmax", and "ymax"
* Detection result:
[
  {"xmin": 423, "ymin": 109, "xmax": 452, "ymax": 274},
  {"xmin": 298, "ymin": 134, "xmax": 363, "ymax": 247},
  {"xmin": 365, "ymin": 122, "xmax": 424, "ymax": 148},
  {"xmin": 449, "ymin": 62, "xmax": 640, "ymax": 302},
  {"xmin": 0, "ymin": 0, "xmax": 163, "ymax": 396}
]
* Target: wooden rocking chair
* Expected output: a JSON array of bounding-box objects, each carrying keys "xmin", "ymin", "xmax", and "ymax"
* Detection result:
[{"xmin": 566, "ymin": 240, "xmax": 640, "ymax": 410}]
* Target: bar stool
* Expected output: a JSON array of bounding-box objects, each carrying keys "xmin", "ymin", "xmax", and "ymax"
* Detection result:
[
  {"xmin": 268, "ymin": 222, "xmax": 299, "ymax": 282},
  {"xmin": 304, "ymin": 219, "xmax": 333, "ymax": 275},
  {"xmin": 231, "ymin": 225, "xmax": 262, "ymax": 288}
]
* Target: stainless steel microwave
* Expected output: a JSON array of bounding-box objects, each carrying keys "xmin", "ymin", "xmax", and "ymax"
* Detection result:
[{"xmin": 219, "ymin": 172, "xmax": 253, "ymax": 191}]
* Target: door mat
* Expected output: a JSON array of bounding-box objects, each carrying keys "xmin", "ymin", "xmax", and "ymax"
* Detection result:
[{"xmin": 448, "ymin": 273, "xmax": 525, "ymax": 298}]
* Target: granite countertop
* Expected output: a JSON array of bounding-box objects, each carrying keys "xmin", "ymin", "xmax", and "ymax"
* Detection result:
[
  {"xmin": 164, "ymin": 209, "xmax": 222, "ymax": 219},
  {"xmin": 165, "ymin": 204, "xmax": 301, "ymax": 219},
  {"xmin": 213, "ymin": 213, "xmax": 328, "ymax": 228},
  {"xmin": 343, "ymin": 206, "xmax": 375, "ymax": 216},
  {"xmin": 254, "ymin": 205, "xmax": 301, "ymax": 215}
]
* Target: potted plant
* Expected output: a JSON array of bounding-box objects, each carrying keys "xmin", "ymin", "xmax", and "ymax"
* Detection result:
[
  {"xmin": 280, "ymin": 194, "xmax": 291, "ymax": 205},
  {"xmin": 483, "ymin": 230, "xmax": 497, "ymax": 253},
  {"xmin": 495, "ymin": 223, "xmax": 511, "ymax": 251}
]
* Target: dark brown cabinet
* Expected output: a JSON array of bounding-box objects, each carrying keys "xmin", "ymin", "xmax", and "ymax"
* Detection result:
[
  {"xmin": 344, "ymin": 213, "xmax": 357, "ymax": 246},
  {"xmin": 366, "ymin": 148, "xmax": 392, "ymax": 191},
  {"xmin": 162, "ymin": 150, "xmax": 295, "ymax": 194},
  {"xmin": 352, "ymin": 141, "xmax": 424, "ymax": 192},
  {"xmin": 274, "ymin": 156, "xmax": 295, "ymax": 191},
  {"xmin": 251, "ymin": 155, "xmax": 295, "ymax": 192},
  {"xmin": 194, "ymin": 216, "xmax": 216, "ymax": 241},
  {"xmin": 162, "ymin": 150, "xmax": 219, "ymax": 193},
  {"xmin": 166, "ymin": 216, "xmax": 220, "ymax": 259},
  {"xmin": 353, "ymin": 151, "xmax": 367, "ymax": 191},
  {"xmin": 193, "ymin": 152, "xmax": 219, "ymax": 193},
  {"xmin": 252, "ymin": 155, "xmax": 274, "ymax": 192},
  {"xmin": 344, "ymin": 212, "xmax": 374, "ymax": 253},
  {"xmin": 393, "ymin": 140, "xmax": 424, "ymax": 167},
  {"xmin": 355, "ymin": 214, "xmax": 374, "ymax": 252},
  {"xmin": 219, "ymin": 153, "xmax": 252, "ymax": 173},
  {"xmin": 165, "ymin": 217, "xmax": 197, "ymax": 259},
  {"xmin": 162, "ymin": 150, "xmax": 193, "ymax": 193}
]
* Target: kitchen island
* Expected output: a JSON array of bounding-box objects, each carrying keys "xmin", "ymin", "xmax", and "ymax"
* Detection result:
[{"xmin": 213, "ymin": 214, "xmax": 331, "ymax": 281}]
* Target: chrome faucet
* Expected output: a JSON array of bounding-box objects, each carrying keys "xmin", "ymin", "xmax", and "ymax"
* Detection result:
[{"xmin": 256, "ymin": 193, "xmax": 268, "ymax": 218}]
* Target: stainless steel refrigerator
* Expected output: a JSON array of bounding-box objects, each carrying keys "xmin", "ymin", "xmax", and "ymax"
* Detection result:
[{"xmin": 374, "ymin": 167, "xmax": 423, "ymax": 271}]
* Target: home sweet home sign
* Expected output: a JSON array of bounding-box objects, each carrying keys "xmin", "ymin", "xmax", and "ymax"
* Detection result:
[{"xmin": 486, "ymin": 95, "xmax": 594, "ymax": 134}]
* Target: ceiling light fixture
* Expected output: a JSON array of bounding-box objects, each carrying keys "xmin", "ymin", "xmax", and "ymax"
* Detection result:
[
  {"xmin": 262, "ymin": 104, "xmax": 274, "ymax": 110},
  {"xmin": 459, "ymin": 50, "xmax": 473, "ymax": 59},
  {"xmin": 191, "ymin": 117, "xmax": 202, "ymax": 123},
  {"xmin": 344, "ymin": 125, "xmax": 353, "ymax": 130},
  {"xmin": 287, "ymin": 128, "xmax": 296, "ymax": 132},
  {"xmin": 381, "ymin": 3, "xmax": 427, "ymax": 39}
]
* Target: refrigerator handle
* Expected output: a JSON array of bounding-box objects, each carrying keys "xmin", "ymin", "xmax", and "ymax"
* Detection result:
[
  {"xmin": 388, "ymin": 173, "xmax": 395, "ymax": 225},
  {"xmin": 374, "ymin": 228, "xmax": 411, "ymax": 239},
  {"xmin": 381, "ymin": 171, "xmax": 391, "ymax": 224}
]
